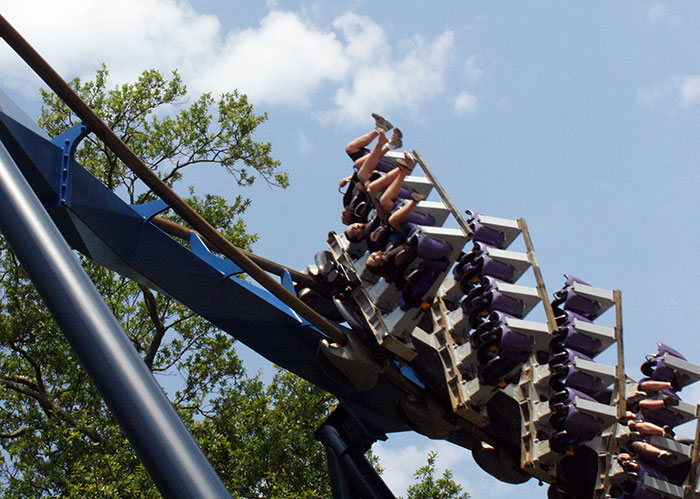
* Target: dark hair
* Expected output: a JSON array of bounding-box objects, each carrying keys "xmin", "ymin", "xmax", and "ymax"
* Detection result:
[
  {"xmin": 344, "ymin": 224, "xmax": 366, "ymax": 243},
  {"xmin": 341, "ymin": 206, "xmax": 353, "ymax": 225},
  {"xmin": 365, "ymin": 253, "xmax": 390, "ymax": 276}
]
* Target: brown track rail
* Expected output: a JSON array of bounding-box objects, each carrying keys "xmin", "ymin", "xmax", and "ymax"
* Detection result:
[{"xmin": 0, "ymin": 14, "xmax": 348, "ymax": 347}]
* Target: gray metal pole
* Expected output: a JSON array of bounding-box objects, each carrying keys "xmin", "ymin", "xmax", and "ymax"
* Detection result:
[{"xmin": 0, "ymin": 141, "xmax": 231, "ymax": 498}]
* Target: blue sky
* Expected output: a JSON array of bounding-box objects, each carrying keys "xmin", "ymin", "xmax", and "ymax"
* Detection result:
[{"xmin": 2, "ymin": 1, "xmax": 700, "ymax": 496}]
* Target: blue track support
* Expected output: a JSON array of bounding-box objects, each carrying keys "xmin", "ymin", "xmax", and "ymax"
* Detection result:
[
  {"xmin": 316, "ymin": 406, "xmax": 396, "ymax": 499},
  {"xmin": 0, "ymin": 138, "xmax": 232, "ymax": 498}
]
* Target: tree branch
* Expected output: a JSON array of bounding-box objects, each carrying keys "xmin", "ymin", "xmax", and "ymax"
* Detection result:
[
  {"xmin": 0, "ymin": 426, "xmax": 34, "ymax": 439},
  {"xmin": 11, "ymin": 342, "xmax": 47, "ymax": 394},
  {"xmin": 140, "ymin": 284, "xmax": 168, "ymax": 369},
  {"xmin": 0, "ymin": 377, "xmax": 102, "ymax": 443}
]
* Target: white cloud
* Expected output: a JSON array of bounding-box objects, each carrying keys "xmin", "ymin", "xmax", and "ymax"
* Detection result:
[
  {"xmin": 195, "ymin": 11, "xmax": 349, "ymax": 107},
  {"xmin": 677, "ymin": 76, "xmax": 700, "ymax": 107},
  {"xmin": 333, "ymin": 12, "xmax": 389, "ymax": 65},
  {"xmin": 454, "ymin": 91, "xmax": 478, "ymax": 115},
  {"xmin": 0, "ymin": 0, "xmax": 220, "ymax": 97},
  {"xmin": 373, "ymin": 439, "xmax": 519, "ymax": 497},
  {"xmin": 648, "ymin": 4, "xmax": 680, "ymax": 26},
  {"xmin": 638, "ymin": 75, "xmax": 700, "ymax": 109},
  {"xmin": 0, "ymin": 2, "xmax": 459, "ymax": 124},
  {"xmin": 373, "ymin": 441, "xmax": 468, "ymax": 494},
  {"xmin": 463, "ymin": 55, "xmax": 483, "ymax": 83},
  {"xmin": 637, "ymin": 83, "xmax": 669, "ymax": 108},
  {"xmin": 296, "ymin": 132, "xmax": 313, "ymax": 155},
  {"xmin": 328, "ymin": 28, "xmax": 455, "ymax": 123}
]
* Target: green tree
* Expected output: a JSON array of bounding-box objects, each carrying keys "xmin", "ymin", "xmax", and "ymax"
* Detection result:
[
  {"xmin": 195, "ymin": 369, "xmax": 336, "ymax": 498},
  {"xmin": 403, "ymin": 451, "xmax": 471, "ymax": 499},
  {"xmin": 0, "ymin": 66, "xmax": 329, "ymax": 498}
]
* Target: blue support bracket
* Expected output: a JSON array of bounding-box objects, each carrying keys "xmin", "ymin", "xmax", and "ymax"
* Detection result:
[
  {"xmin": 51, "ymin": 122, "xmax": 89, "ymax": 206},
  {"xmin": 280, "ymin": 268, "xmax": 296, "ymax": 294},
  {"xmin": 189, "ymin": 232, "xmax": 243, "ymax": 279},
  {"xmin": 393, "ymin": 361, "xmax": 425, "ymax": 389},
  {"xmin": 130, "ymin": 199, "xmax": 169, "ymax": 221},
  {"xmin": 281, "ymin": 269, "xmax": 310, "ymax": 327}
]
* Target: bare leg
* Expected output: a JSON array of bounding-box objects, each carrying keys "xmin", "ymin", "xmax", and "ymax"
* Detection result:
[
  {"xmin": 356, "ymin": 129, "xmax": 390, "ymax": 183},
  {"xmin": 388, "ymin": 192, "xmax": 426, "ymax": 231},
  {"xmin": 639, "ymin": 399, "xmax": 665, "ymax": 411},
  {"xmin": 628, "ymin": 441, "xmax": 673, "ymax": 461},
  {"xmin": 346, "ymin": 130, "xmax": 379, "ymax": 156},
  {"xmin": 639, "ymin": 380, "xmax": 673, "ymax": 393},
  {"xmin": 628, "ymin": 420, "xmax": 668, "ymax": 437},
  {"xmin": 378, "ymin": 153, "xmax": 415, "ymax": 212},
  {"xmin": 365, "ymin": 167, "xmax": 400, "ymax": 193}
]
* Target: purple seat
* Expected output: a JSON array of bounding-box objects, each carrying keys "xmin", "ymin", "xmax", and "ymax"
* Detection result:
[
  {"xmin": 398, "ymin": 258, "xmax": 450, "ymax": 311},
  {"xmin": 479, "ymin": 253, "xmax": 516, "ymax": 283},
  {"xmin": 641, "ymin": 343, "xmax": 689, "ymax": 385},
  {"xmin": 406, "ymin": 210, "xmax": 436, "ymax": 226},
  {"xmin": 549, "ymin": 349, "xmax": 601, "ymax": 395},
  {"xmin": 562, "ymin": 274, "xmax": 591, "ymax": 287},
  {"xmin": 554, "ymin": 327, "xmax": 602, "ymax": 358},
  {"xmin": 477, "ymin": 354, "xmax": 527, "ymax": 386},
  {"xmin": 489, "ymin": 290, "xmax": 524, "ymax": 316},
  {"xmin": 549, "ymin": 347, "xmax": 593, "ymax": 365},
  {"xmin": 475, "ymin": 325, "xmax": 533, "ymax": 365},
  {"xmin": 619, "ymin": 461, "xmax": 668, "ymax": 499},
  {"xmin": 551, "ymin": 275, "xmax": 603, "ymax": 319},
  {"xmin": 643, "ymin": 406, "xmax": 683, "ymax": 429},
  {"xmin": 465, "ymin": 210, "xmax": 507, "ymax": 249},
  {"xmin": 553, "ymin": 311, "xmax": 601, "ymax": 357},
  {"xmin": 549, "ymin": 386, "xmax": 595, "ymax": 407},
  {"xmin": 462, "ymin": 276, "xmax": 525, "ymax": 321},
  {"xmin": 553, "ymin": 287, "xmax": 601, "ymax": 319},
  {"xmin": 555, "ymin": 309, "xmax": 591, "ymax": 328},
  {"xmin": 454, "ymin": 243, "xmax": 516, "ymax": 284},
  {"xmin": 469, "ymin": 311, "xmax": 515, "ymax": 348},
  {"xmin": 549, "ymin": 403, "xmax": 602, "ymax": 439},
  {"xmin": 410, "ymin": 232, "xmax": 452, "ymax": 260},
  {"xmin": 466, "ymin": 290, "xmax": 524, "ymax": 328},
  {"xmin": 550, "ymin": 363, "xmax": 604, "ymax": 395},
  {"xmin": 498, "ymin": 326, "xmax": 533, "ymax": 354}
]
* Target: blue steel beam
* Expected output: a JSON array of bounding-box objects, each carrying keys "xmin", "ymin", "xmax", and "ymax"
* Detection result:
[{"xmin": 0, "ymin": 136, "xmax": 232, "ymax": 498}]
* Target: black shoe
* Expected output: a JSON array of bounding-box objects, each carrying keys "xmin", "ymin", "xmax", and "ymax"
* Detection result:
[
  {"xmin": 664, "ymin": 395, "xmax": 679, "ymax": 408},
  {"xmin": 671, "ymin": 370, "xmax": 683, "ymax": 392}
]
